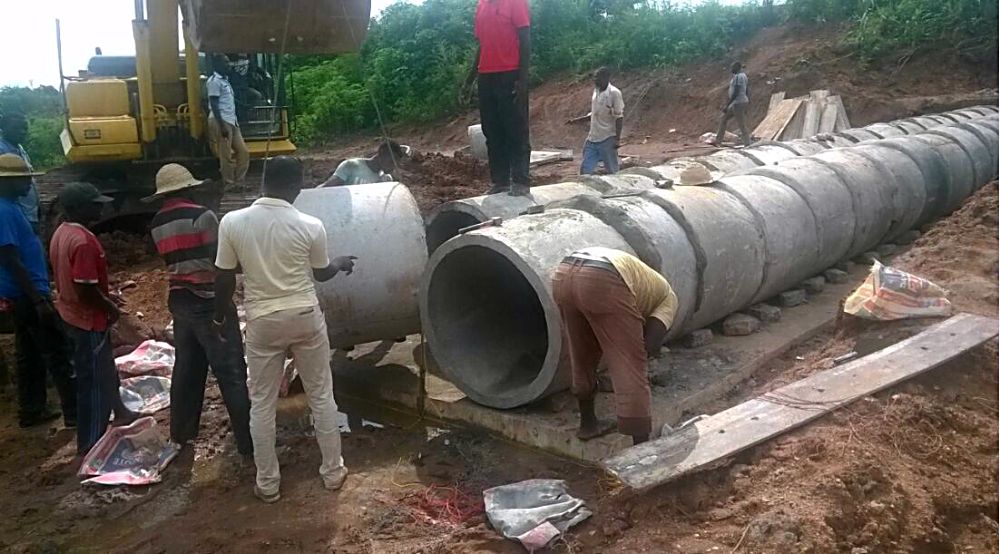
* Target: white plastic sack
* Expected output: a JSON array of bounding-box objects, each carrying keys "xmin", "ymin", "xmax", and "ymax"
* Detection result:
[
  {"xmin": 844, "ymin": 261, "xmax": 952, "ymax": 320},
  {"xmin": 116, "ymin": 340, "xmax": 175, "ymax": 378},
  {"xmin": 120, "ymin": 375, "xmax": 172, "ymax": 414},
  {"xmin": 78, "ymin": 417, "xmax": 180, "ymax": 486},
  {"xmin": 484, "ymin": 479, "xmax": 592, "ymax": 552}
]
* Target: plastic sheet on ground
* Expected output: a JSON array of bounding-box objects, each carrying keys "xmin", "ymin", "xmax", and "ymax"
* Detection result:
[
  {"xmin": 844, "ymin": 261, "xmax": 953, "ymax": 320},
  {"xmin": 483, "ymin": 479, "xmax": 592, "ymax": 552},
  {"xmin": 116, "ymin": 340, "xmax": 175, "ymax": 378},
  {"xmin": 78, "ymin": 417, "xmax": 180, "ymax": 486},
  {"xmin": 120, "ymin": 375, "xmax": 172, "ymax": 414}
]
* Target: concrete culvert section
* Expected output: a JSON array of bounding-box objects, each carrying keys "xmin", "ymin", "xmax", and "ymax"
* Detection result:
[
  {"xmin": 420, "ymin": 209, "xmax": 633, "ymax": 409},
  {"xmin": 421, "ymin": 113, "xmax": 1000, "ymax": 408}
]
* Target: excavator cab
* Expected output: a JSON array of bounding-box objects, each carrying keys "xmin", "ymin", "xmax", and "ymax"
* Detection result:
[{"xmin": 50, "ymin": 0, "xmax": 371, "ymax": 230}]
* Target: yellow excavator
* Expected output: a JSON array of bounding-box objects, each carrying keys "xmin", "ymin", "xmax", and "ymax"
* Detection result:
[{"xmin": 42, "ymin": 0, "xmax": 370, "ymax": 228}]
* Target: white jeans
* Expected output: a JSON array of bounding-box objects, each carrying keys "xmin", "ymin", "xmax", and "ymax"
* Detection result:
[{"xmin": 245, "ymin": 305, "xmax": 344, "ymax": 495}]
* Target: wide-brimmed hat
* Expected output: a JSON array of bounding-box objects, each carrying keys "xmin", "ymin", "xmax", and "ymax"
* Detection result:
[
  {"xmin": 0, "ymin": 154, "xmax": 41, "ymax": 178},
  {"xmin": 143, "ymin": 163, "xmax": 206, "ymax": 202},
  {"xmin": 677, "ymin": 164, "xmax": 723, "ymax": 186}
]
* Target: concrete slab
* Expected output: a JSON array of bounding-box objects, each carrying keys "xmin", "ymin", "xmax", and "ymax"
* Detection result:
[{"xmin": 330, "ymin": 267, "xmax": 869, "ymax": 462}]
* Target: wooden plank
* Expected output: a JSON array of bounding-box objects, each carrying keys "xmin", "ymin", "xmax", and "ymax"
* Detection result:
[
  {"xmin": 778, "ymin": 100, "xmax": 807, "ymax": 140},
  {"xmin": 603, "ymin": 313, "xmax": 998, "ymax": 491},
  {"xmin": 829, "ymin": 95, "xmax": 851, "ymax": 130},
  {"xmin": 752, "ymin": 98, "xmax": 803, "ymax": 140},
  {"xmin": 818, "ymin": 100, "xmax": 839, "ymax": 133},
  {"xmin": 768, "ymin": 92, "xmax": 786, "ymax": 112}
]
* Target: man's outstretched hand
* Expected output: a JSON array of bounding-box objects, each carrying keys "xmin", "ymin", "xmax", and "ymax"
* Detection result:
[{"xmin": 334, "ymin": 255, "xmax": 358, "ymax": 275}]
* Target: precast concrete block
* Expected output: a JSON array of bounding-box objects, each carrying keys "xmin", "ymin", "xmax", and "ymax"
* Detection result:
[
  {"xmin": 774, "ymin": 289, "xmax": 807, "ymax": 308},
  {"xmin": 745, "ymin": 303, "xmax": 781, "ymax": 322},
  {"xmin": 645, "ymin": 186, "xmax": 765, "ymax": 332},
  {"xmin": 823, "ymin": 268, "xmax": 849, "ymax": 284},
  {"xmin": 802, "ymin": 276, "xmax": 826, "ymax": 294},
  {"xmin": 715, "ymin": 174, "xmax": 822, "ymax": 304},
  {"xmin": 745, "ymin": 158, "xmax": 855, "ymax": 270},
  {"xmin": 783, "ymin": 139, "xmax": 829, "ymax": 155},
  {"xmin": 722, "ymin": 313, "xmax": 762, "ymax": 336},
  {"xmin": 681, "ymin": 329, "xmax": 714, "ymax": 348}
]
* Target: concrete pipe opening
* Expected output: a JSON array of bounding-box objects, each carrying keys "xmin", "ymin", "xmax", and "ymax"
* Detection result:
[
  {"xmin": 425, "ymin": 210, "xmax": 482, "ymax": 253},
  {"xmin": 423, "ymin": 243, "xmax": 552, "ymax": 409}
]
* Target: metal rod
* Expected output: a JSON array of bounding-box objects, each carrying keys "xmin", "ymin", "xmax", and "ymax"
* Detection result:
[{"xmin": 55, "ymin": 19, "xmax": 67, "ymax": 116}]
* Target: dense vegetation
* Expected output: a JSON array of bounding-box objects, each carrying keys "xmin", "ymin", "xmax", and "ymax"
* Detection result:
[{"xmin": 1, "ymin": 0, "xmax": 996, "ymax": 168}]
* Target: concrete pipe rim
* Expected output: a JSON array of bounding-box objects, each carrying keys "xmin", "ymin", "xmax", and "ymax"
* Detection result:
[
  {"xmin": 419, "ymin": 233, "xmax": 560, "ymax": 409},
  {"xmin": 425, "ymin": 201, "xmax": 490, "ymax": 253}
]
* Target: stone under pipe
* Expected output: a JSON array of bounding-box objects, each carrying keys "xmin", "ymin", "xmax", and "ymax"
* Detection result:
[
  {"xmin": 419, "ymin": 112, "xmax": 999, "ymax": 409},
  {"xmin": 424, "ymin": 105, "xmax": 998, "ymax": 252}
]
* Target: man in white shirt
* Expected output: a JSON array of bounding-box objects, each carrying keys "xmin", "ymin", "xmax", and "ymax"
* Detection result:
[
  {"xmin": 207, "ymin": 55, "xmax": 250, "ymax": 188},
  {"xmin": 580, "ymin": 67, "xmax": 625, "ymax": 175},
  {"xmin": 214, "ymin": 156, "xmax": 357, "ymax": 503},
  {"xmin": 321, "ymin": 140, "xmax": 407, "ymax": 187}
]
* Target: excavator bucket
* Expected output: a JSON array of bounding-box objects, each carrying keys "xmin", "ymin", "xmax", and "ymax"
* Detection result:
[{"xmin": 180, "ymin": 0, "xmax": 371, "ymax": 54}]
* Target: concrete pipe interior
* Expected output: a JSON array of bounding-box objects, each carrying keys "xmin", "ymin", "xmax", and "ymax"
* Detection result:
[
  {"xmin": 424, "ymin": 244, "xmax": 550, "ymax": 408},
  {"xmin": 425, "ymin": 210, "xmax": 482, "ymax": 253}
]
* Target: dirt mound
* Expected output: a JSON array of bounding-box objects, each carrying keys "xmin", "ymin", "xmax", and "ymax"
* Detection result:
[{"xmin": 98, "ymin": 231, "xmax": 157, "ymax": 272}]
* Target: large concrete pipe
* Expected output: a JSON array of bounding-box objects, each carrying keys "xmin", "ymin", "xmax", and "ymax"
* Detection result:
[
  {"xmin": 294, "ymin": 182, "xmax": 427, "ymax": 348},
  {"xmin": 421, "ymin": 114, "xmax": 999, "ymax": 409},
  {"xmin": 425, "ymin": 106, "xmax": 996, "ymax": 253},
  {"xmin": 425, "ymin": 174, "xmax": 657, "ymax": 252}
]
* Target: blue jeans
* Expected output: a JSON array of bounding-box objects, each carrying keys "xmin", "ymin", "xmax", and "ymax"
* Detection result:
[
  {"xmin": 580, "ymin": 137, "xmax": 619, "ymax": 175},
  {"xmin": 66, "ymin": 326, "xmax": 124, "ymax": 454}
]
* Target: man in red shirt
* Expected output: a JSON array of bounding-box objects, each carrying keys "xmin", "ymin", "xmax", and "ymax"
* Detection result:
[
  {"xmin": 463, "ymin": 0, "xmax": 532, "ymax": 196},
  {"xmin": 50, "ymin": 183, "xmax": 137, "ymax": 454}
]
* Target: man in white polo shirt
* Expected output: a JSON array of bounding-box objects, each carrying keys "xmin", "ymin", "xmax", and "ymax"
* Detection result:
[
  {"xmin": 207, "ymin": 54, "xmax": 250, "ymax": 189},
  {"xmin": 213, "ymin": 156, "xmax": 357, "ymax": 503}
]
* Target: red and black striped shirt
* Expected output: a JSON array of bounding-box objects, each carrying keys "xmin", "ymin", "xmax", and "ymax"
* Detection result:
[{"xmin": 150, "ymin": 198, "xmax": 218, "ymax": 299}]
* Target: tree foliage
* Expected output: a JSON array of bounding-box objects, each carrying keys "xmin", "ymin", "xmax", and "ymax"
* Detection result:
[{"xmin": 0, "ymin": 86, "xmax": 64, "ymax": 170}]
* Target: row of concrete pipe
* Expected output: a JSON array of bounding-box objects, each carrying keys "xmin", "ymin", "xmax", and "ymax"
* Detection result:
[
  {"xmin": 417, "ymin": 106, "xmax": 999, "ymax": 409},
  {"xmin": 293, "ymin": 106, "xmax": 998, "ymax": 408}
]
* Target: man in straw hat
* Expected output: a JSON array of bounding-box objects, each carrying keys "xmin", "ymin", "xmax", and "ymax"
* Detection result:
[
  {"xmin": 0, "ymin": 154, "xmax": 77, "ymax": 429},
  {"xmin": 49, "ymin": 182, "xmax": 137, "ymax": 454},
  {"xmin": 214, "ymin": 156, "xmax": 357, "ymax": 503},
  {"xmin": 147, "ymin": 164, "xmax": 251, "ymax": 459}
]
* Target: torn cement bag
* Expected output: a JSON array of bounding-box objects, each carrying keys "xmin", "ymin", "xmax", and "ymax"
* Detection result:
[
  {"xmin": 116, "ymin": 340, "xmax": 175, "ymax": 378},
  {"xmin": 78, "ymin": 417, "xmax": 180, "ymax": 486},
  {"xmin": 484, "ymin": 479, "xmax": 592, "ymax": 552},
  {"xmin": 120, "ymin": 375, "xmax": 171, "ymax": 414},
  {"xmin": 844, "ymin": 261, "xmax": 953, "ymax": 320}
]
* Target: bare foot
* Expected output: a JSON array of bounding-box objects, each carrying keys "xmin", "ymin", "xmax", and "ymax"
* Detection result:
[{"xmin": 576, "ymin": 418, "xmax": 617, "ymax": 441}]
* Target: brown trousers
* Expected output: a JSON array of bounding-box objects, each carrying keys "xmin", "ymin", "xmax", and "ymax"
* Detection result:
[
  {"xmin": 716, "ymin": 102, "xmax": 751, "ymax": 146},
  {"xmin": 552, "ymin": 261, "xmax": 652, "ymax": 436},
  {"xmin": 208, "ymin": 118, "xmax": 250, "ymax": 188}
]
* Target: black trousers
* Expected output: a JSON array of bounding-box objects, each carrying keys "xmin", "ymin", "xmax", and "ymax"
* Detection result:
[
  {"xmin": 13, "ymin": 295, "xmax": 76, "ymax": 422},
  {"xmin": 169, "ymin": 290, "xmax": 252, "ymax": 455},
  {"xmin": 478, "ymin": 70, "xmax": 531, "ymax": 188}
]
